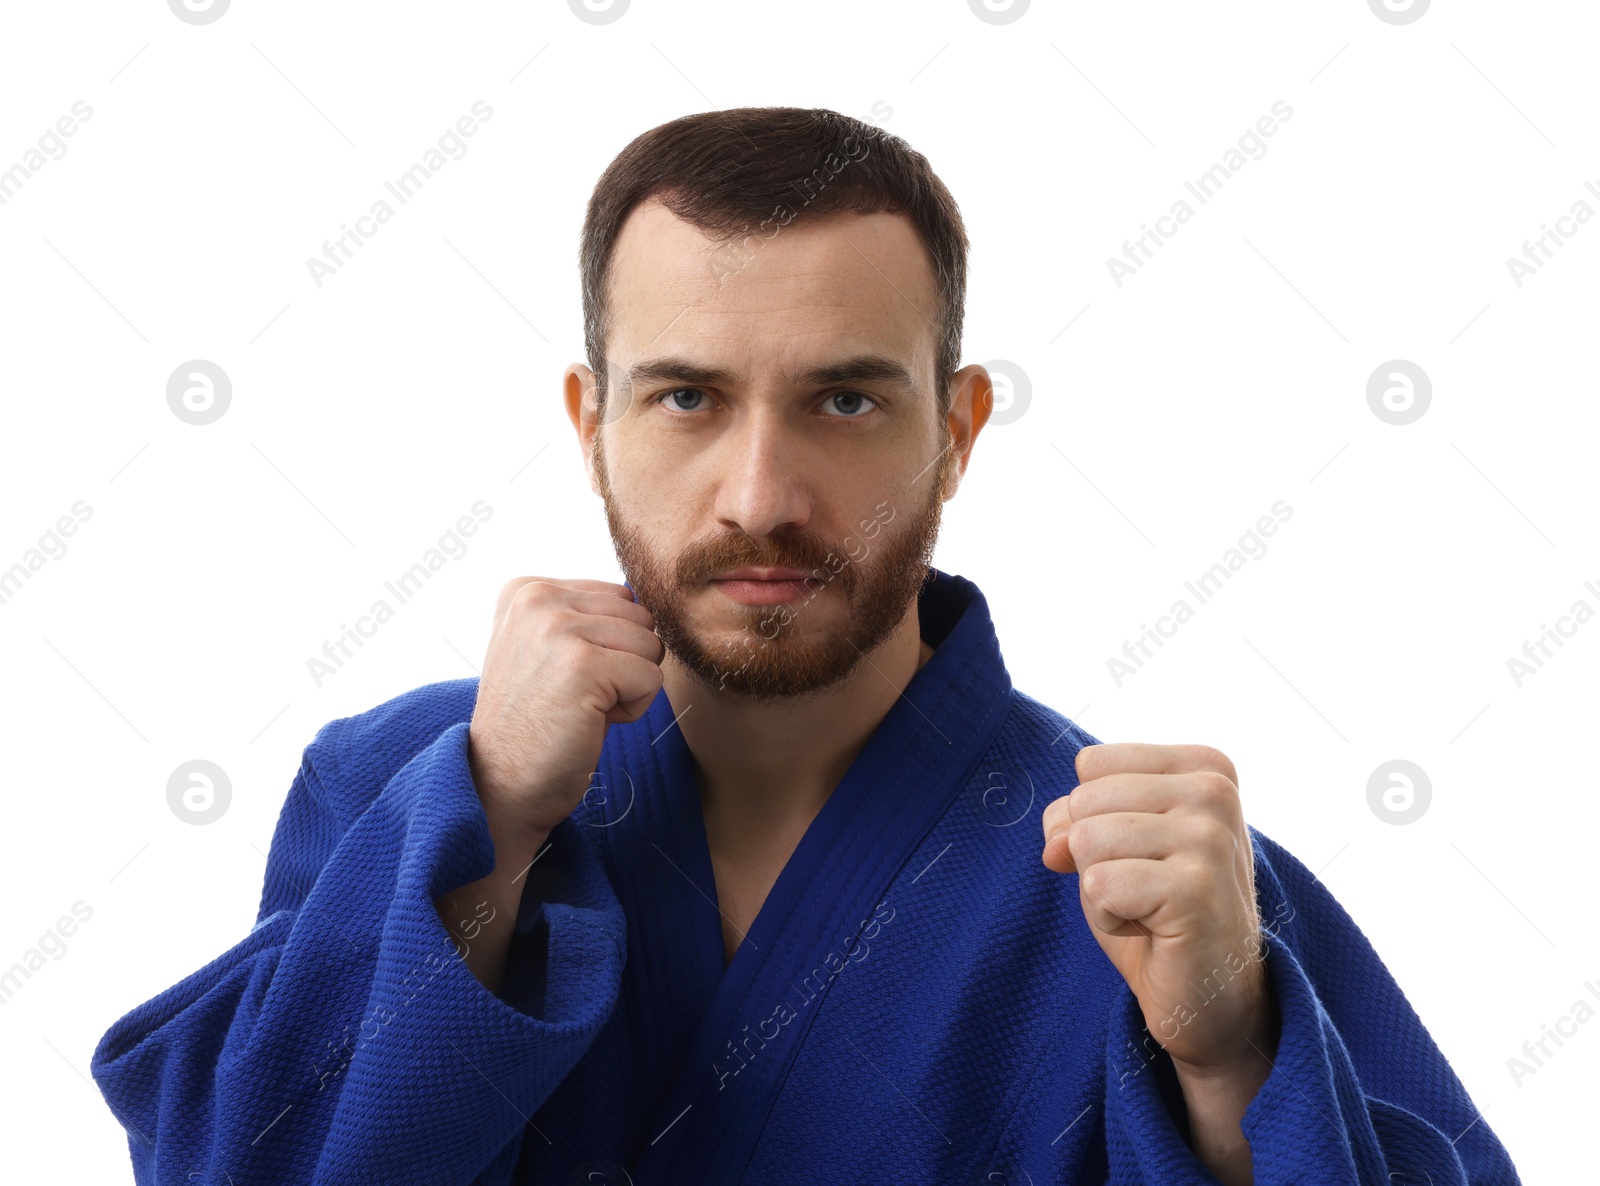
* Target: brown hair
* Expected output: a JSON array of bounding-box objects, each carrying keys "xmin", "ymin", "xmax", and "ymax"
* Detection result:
[{"xmin": 579, "ymin": 106, "xmax": 969, "ymax": 422}]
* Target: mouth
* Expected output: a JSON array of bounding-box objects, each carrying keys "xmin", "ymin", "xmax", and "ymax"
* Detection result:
[
  {"xmin": 712, "ymin": 566, "xmax": 813, "ymax": 581},
  {"xmin": 709, "ymin": 566, "xmax": 818, "ymax": 606}
]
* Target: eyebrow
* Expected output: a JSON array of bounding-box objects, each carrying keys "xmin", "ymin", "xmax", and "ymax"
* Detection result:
[{"xmin": 624, "ymin": 353, "xmax": 918, "ymax": 394}]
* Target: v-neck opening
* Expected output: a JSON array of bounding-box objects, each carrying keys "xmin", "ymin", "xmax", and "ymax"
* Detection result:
[
  {"xmin": 653, "ymin": 568, "xmax": 966, "ymax": 986},
  {"xmin": 593, "ymin": 567, "xmax": 1012, "ymax": 1180}
]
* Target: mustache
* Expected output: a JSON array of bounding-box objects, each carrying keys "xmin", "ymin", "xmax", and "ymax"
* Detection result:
[{"xmin": 676, "ymin": 529, "xmax": 858, "ymax": 594}]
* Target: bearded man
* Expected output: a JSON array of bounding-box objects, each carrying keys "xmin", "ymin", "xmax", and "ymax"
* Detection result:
[{"xmin": 92, "ymin": 107, "xmax": 1518, "ymax": 1186}]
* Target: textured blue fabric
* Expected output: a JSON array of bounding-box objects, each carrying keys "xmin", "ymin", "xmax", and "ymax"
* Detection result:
[{"xmin": 91, "ymin": 568, "xmax": 1520, "ymax": 1185}]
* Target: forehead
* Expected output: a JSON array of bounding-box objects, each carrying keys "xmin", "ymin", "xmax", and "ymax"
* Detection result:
[{"xmin": 606, "ymin": 198, "xmax": 939, "ymax": 382}]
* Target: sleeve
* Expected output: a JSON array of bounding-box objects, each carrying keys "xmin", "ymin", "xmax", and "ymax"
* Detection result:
[
  {"xmin": 1100, "ymin": 828, "xmax": 1521, "ymax": 1185},
  {"xmin": 89, "ymin": 719, "xmax": 627, "ymax": 1186}
]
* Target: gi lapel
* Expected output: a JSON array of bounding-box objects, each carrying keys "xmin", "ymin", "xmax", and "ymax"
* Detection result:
[
  {"xmin": 586, "ymin": 677, "xmax": 729, "ymax": 1133},
  {"xmin": 613, "ymin": 568, "xmax": 1015, "ymax": 1185}
]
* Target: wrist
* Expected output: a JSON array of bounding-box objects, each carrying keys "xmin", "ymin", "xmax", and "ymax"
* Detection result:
[
  {"xmin": 1164, "ymin": 987, "xmax": 1278, "ymax": 1112},
  {"xmin": 467, "ymin": 741, "xmax": 571, "ymax": 851},
  {"xmin": 467, "ymin": 758, "xmax": 548, "ymax": 850},
  {"xmin": 1167, "ymin": 1015, "xmax": 1277, "ymax": 1084},
  {"xmin": 481, "ymin": 798, "xmax": 551, "ymax": 872}
]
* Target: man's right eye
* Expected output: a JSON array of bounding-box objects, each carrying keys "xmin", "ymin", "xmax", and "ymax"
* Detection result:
[{"xmin": 654, "ymin": 388, "xmax": 713, "ymax": 413}]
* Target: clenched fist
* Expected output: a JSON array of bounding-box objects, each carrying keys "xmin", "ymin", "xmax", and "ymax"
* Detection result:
[
  {"xmin": 1041, "ymin": 743, "xmax": 1275, "ymax": 1074},
  {"xmin": 468, "ymin": 577, "xmax": 666, "ymax": 840}
]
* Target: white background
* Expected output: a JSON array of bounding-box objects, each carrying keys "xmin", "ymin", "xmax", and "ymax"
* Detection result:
[{"xmin": 0, "ymin": 1, "xmax": 1593, "ymax": 1180}]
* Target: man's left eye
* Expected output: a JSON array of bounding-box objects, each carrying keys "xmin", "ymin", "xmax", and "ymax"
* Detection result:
[{"xmin": 826, "ymin": 392, "xmax": 877, "ymax": 417}]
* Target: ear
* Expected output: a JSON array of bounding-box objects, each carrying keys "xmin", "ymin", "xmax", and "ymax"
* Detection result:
[
  {"xmin": 564, "ymin": 364, "xmax": 602, "ymax": 497},
  {"xmin": 940, "ymin": 363, "xmax": 994, "ymax": 499}
]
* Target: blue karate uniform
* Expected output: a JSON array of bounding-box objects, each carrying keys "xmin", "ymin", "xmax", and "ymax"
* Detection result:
[{"xmin": 91, "ymin": 568, "xmax": 1520, "ymax": 1184}]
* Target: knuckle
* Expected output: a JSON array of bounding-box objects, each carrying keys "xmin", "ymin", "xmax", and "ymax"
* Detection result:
[
  {"xmin": 505, "ymin": 582, "xmax": 541, "ymax": 617},
  {"xmin": 1195, "ymin": 817, "xmax": 1236, "ymax": 862},
  {"xmin": 551, "ymin": 638, "xmax": 596, "ymax": 680},
  {"xmin": 503, "ymin": 576, "xmax": 548, "ymax": 604},
  {"xmin": 552, "ymin": 609, "xmax": 592, "ymax": 646},
  {"xmin": 1067, "ymin": 780, "xmax": 1095, "ymax": 818},
  {"xmin": 1176, "ymin": 856, "xmax": 1212, "ymax": 893},
  {"xmin": 1188, "ymin": 744, "xmax": 1238, "ymax": 785},
  {"xmin": 1079, "ymin": 863, "xmax": 1109, "ymax": 900},
  {"xmin": 1194, "ymin": 769, "xmax": 1237, "ymax": 810},
  {"xmin": 494, "ymin": 580, "xmax": 524, "ymax": 618},
  {"xmin": 1067, "ymin": 818, "xmax": 1098, "ymax": 861}
]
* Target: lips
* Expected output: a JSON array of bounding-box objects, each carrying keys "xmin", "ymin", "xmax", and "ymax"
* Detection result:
[
  {"xmin": 706, "ymin": 564, "xmax": 836, "ymax": 606},
  {"xmin": 711, "ymin": 566, "xmax": 812, "ymax": 581}
]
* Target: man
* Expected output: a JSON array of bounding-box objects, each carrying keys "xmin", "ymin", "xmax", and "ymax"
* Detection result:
[{"xmin": 92, "ymin": 107, "xmax": 1518, "ymax": 1185}]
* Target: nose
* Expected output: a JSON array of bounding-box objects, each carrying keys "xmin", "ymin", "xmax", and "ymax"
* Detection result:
[{"xmin": 709, "ymin": 405, "xmax": 813, "ymax": 540}]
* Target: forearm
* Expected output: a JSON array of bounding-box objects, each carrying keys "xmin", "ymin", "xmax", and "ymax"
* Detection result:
[
  {"xmin": 434, "ymin": 798, "xmax": 549, "ymax": 996},
  {"xmin": 1169, "ymin": 995, "xmax": 1278, "ymax": 1186}
]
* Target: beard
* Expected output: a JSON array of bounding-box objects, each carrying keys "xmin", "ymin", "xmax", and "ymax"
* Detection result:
[{"xmin": 594, "ymin": 429, "xmax": 954, "ymax": 703}]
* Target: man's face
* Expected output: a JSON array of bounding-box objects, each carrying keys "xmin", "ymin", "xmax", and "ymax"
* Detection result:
[{"xmin": 578, "ymin": 199, "xmax": 964, "ymax": 703}]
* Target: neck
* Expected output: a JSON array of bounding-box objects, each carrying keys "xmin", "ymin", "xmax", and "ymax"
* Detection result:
[{"xmin": 663, "ymin": 603, "xmax": 935, "ymax": 835}]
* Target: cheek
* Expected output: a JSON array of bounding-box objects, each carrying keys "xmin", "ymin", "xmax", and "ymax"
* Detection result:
[{"xmin": 603, "ymin": 462, "xmax": 677, "ymax": 532}]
